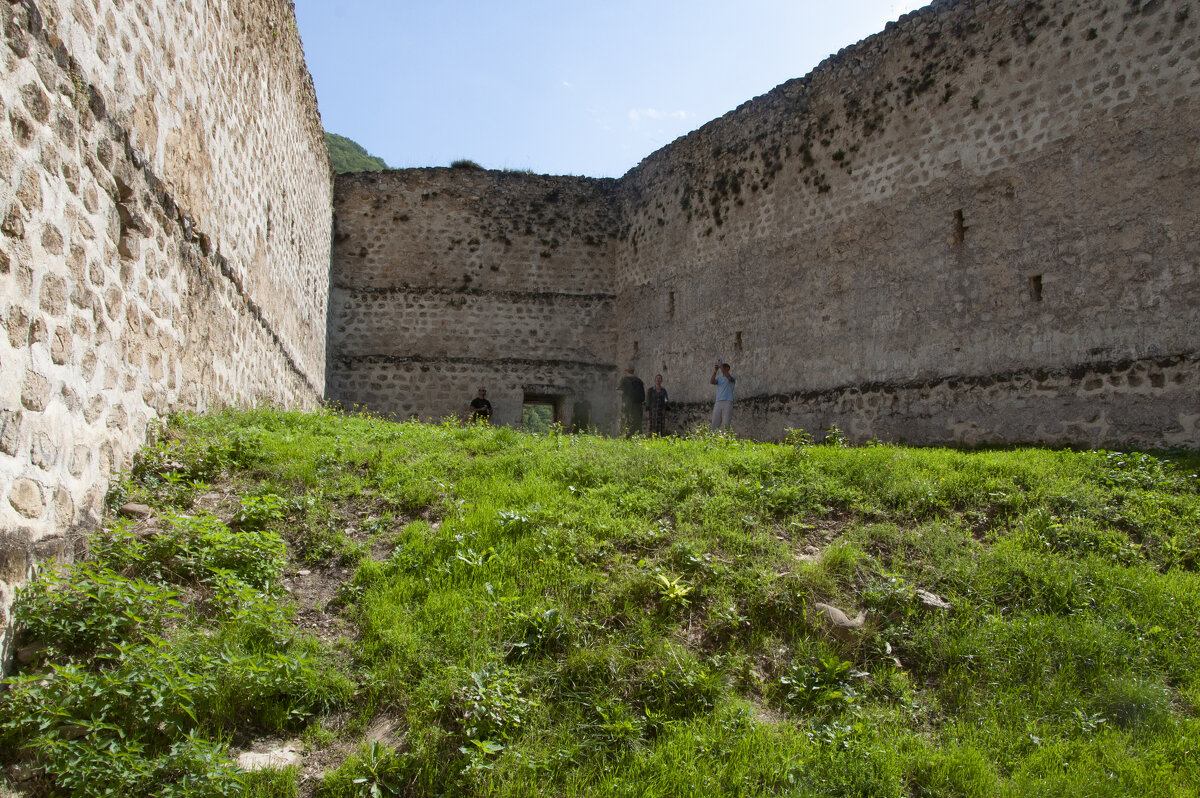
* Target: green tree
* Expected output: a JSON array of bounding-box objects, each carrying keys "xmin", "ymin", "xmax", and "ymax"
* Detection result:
[{"xmin": 324, "ymin": 132, "xmax": 388, "ymax": 174}]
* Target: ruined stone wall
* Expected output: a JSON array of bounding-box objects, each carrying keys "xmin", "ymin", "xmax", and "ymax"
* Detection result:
[
  {"xmin": 328, "ymin": 169, "xmax": 619, "ymax": 428},
  {"xmin": 328, "ymin": 0, "xmax": 1197, "ymax": 448},
  {"xmin": 616, "ymin": 0, "xmax": 1199, "ymax": 446},
  {"xmin": 0, "ymin": 0, "xmax": 332, "ymax": 661}
]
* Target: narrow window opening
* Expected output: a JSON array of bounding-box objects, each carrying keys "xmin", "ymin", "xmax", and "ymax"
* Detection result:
[
  {"xmin": 633, "ymin": 340, "xmax": 639, "ymax": 356},
  {"xmin": 1028, "ymin": 274, "xmax": 1043, "ymax": 302},
  {"xmin": 668, "ymin": 291, "xmax": 675, "ymax": 318},
  {"xmin": 953, "ymin": 208, "xmax": 967, "ymax": 245},
  {"xmin": 734, "ymin": 331, "xmax": 743, "ymax": 354}
]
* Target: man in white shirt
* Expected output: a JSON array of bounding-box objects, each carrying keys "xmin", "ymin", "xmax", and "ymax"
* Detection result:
[{"xmin": 710, "ymin": 361, "xmax": 736, "ymax": 431}]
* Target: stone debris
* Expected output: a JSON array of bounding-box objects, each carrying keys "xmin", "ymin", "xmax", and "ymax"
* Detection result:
[
  {"xmin": 118, "ymin": 502, "xmax": 152, "ymax": 519},
  {"xmin": 814, "ymin": 602, "xmax": 866, "ymax": 643},
  {"xmin": 14, "ymin": 643, "xmax": 44, "ymax": 665},
  {"xmin": 916, "ymin": 589, "xmax": 951, "ymax": 610},
  {"xmin": 797, "ymin": 545, "xmax": 821, "ymax": 562},
  {"xmin": 813, "ymin": 602, "xmax": 865, "ymax": 630},
  {"xmin": 236, "ymin": 741, "xmax": 303, "ymax": 772}
]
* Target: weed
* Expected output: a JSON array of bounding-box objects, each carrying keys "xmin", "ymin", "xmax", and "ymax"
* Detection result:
[
  {"xmin": 232, "ymin": 492, "xmax": 290, "ymax": 530},
  {"xmin": 654, "ymin": 573, "xmax": 693, "ymax": 609},
  {"xmin": 11, "ymin": 561, "xmax": 182, "ymax": 661},
  {"xmin": 319, "ymin": 740, "xmax": 408, "ymax": 797},
  {"xmin": 778, "ymin": 654, "xmax": 867, "ymax": 714},
  {"xmin": 784, "ymin": 427, "xmax": 813, "ymax": 447},
  {"xmin": 455, "ymin": 666, "xmax": 538, "ymax": 743}
]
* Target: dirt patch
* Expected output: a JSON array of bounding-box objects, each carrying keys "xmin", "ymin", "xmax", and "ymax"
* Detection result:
[{"xmin": 285, "ymin": 564, "xmax": 355, "ymax": 644}]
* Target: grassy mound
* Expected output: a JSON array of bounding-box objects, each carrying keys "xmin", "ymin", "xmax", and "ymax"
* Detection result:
[{"xmin": 2, "ymin": 409, "xmax": 1198, "ymax": 796}]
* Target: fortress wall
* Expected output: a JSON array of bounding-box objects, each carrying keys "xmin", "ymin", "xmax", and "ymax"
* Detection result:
[
  {"xmin": 0, "ymin": 0, "xmax": 331, "ymax": 660},
  {"xmin": 616, "ymin": 0, "xmax": 1199, "ymax": 445},
  {"xmin": 28, "ymin": 0, "xmax": 332, "ymax": 375},
  {"xmin": 329, "ymin": 170, "xmax": 619, "ymax": 427}
]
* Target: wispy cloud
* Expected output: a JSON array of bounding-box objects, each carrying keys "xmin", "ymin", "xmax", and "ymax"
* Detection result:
[{"xmin": 628, "ymin": 108, "xmax": 691, "ymax": 125}]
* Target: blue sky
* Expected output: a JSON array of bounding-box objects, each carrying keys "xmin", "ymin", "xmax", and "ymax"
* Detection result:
[{"xmin": 294, "ymin": 1, "xmax": 927, "ymax": 178}]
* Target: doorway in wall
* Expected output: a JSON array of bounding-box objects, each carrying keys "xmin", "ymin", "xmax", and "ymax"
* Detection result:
[{"xmin": 521, "ymin": 392, "xmax": 562, "ymax": 433}]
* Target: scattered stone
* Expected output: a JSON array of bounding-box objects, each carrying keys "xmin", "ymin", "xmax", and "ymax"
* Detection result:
[
  {"xmin": 57, "ymin": 724, "xmax": 88, "ymax": 741},
  {"xmin": 797, "ymin": 545, "xmax": 821, "ymax": 562},
  {"xmin": 15, "ymin": 642, "xmax": 45, "ymax": 665},
  {"xmin": 237, "ymin": 741, "xmax": 303, "ymax": 772},
  {"xmin": 118, "ymin": 502, "xmax": 152, "ymax": 519},
  {"xmin": 297, "ymin": 569, "xmax": 311, "ymax": 576},
  {"xmin": 813, "ymin": 602, "xmax": 865, "ymax": 631},
  {"xmin": 916, "ymin": 589, "xmax": 951, "ymax": 610}
]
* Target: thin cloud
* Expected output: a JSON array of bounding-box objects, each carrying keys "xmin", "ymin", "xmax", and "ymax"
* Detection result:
[{"xmin": 628, "ymin": 108, "xmax": 691, "ymax": 125}]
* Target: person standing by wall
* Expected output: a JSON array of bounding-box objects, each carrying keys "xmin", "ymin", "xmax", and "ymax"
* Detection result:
[
  {"xmin": 710, "ymin": 361, "xmax": 736, "ymax": 431},
  {"xmin": 617, "ymin": 367, "xmax": 645, "ymax": 437},
  {"xmin": 468, "ymin": 387, "xmax": 492, "ymax": 423},
  {"xmin": 646, "ymin": 374, "xmax": 669, "ymax": 436}
]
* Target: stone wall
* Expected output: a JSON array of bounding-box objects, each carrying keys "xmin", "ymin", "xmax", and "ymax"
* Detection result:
[
  {"xmin": 0, "ymin": 0, "xmax": 332, "ymax": 663},
  {"xmin": 329, "ymin": 0, "xmax": 1198, "ymax": 447},
  {"xmin": 615, "ymin": 0, "xmax": 1199, "ymax": 446},
  {"xmin": 330, "ymin": 0, "xmax": 1197, "ymax": 449},
  {"xmin": 329, "ymin": 169, "xmax": 619, "ymax": 428}
]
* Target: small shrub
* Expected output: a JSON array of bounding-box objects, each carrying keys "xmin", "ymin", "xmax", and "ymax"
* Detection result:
[
  {"xmin": 777, "ymin": 654, "xmax": 866, "ymax": 714},
  {"xmin": 318, "ymin": 740, "xmax": 409, "ymax": 798},
  {"xmin": 11, "ymin": 561, "xmax": 182, "ymax": 660},
  {"xmin": 232, "ymin": 493, "xmax": 290, "ymax": 531},
  {"xmin": 450, "ymin": 159, "xmax": 483, "ymax": 169},
  {"xmin": 0, "ymin": 645, "xmax": 227, "ymax": 795},
  {"xmin": 157, "ymin": 512, "xmax": 286, "ymax": 589},
  {"xmin": 455, "ymin": 666, "xmax": 538, "ymax": 743},
  {"xmin": 822, "ymin": 425, "xmax": 850, "ymax": 447},
  {"xmin": 784, "ymin": 428, "xmax": 813, "ymax": 447}
]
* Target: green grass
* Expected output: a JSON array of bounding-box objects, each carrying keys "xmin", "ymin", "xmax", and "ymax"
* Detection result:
[{"xmin": 2, "ymin": 408, "xmax": 1198, "ymax": 796}]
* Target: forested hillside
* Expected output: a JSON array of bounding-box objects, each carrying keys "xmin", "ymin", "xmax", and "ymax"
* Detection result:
[{"xmin": 325, "ymin": 132, "xmax": 388, "ymax": 173}]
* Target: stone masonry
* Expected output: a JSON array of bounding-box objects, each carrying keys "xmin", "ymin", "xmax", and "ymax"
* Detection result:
[
  {"xmin": 329, "ymin": 0, "xmax": 1199, "ymax": 448},
  {"xmin": 0, "ymin": 0, "xmax": 332, "ymax": 665},
  {"xmin": 330, "ymin": 169, "xmax": 620, "ymax": 428}
]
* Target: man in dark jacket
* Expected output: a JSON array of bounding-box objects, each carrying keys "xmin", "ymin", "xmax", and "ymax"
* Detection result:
[{"xmin": 468, "ymin": 387, "xmax": 492, "ymax": 423}]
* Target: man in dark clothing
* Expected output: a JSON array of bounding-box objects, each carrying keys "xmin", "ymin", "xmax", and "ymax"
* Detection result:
[
  {"xmin": 468, "ymin": 387, "xmax": 492, "ymax": 423},
  {"xmin": 617, "ymin": 367, "xmax": 645, "ymax": 438},
  {"xmin": 646, "ymin": 374, "xmax": 669, "ymax": 436}
]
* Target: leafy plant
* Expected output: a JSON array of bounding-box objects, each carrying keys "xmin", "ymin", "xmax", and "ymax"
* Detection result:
[
  {"xmin": 784, "ymin": 427, "xmax": 813, "ymax": 447},
  {"xmin": 319, "ymin": 740, "xmax": 408, "ymax": 797},
  {"xmin": 654, "ymin": 573, "xmax": 693, "ymax": 609},
  {"xmin": 11, "ymin": 561, "xmax": 182, "ymax": 661},
  {"xmin": 232, "ymin": 493, "xmax": 290, "ymax": 531},
  {"xmin": 156, "ymin": 512, "xmax": 286, "ymax": 588},
  {"xmin": 455, "ymin": 666, "xmax": 538, "ymax": 743},
  {"xmin": 822, "ymin": 425, "xmax": 850, "ymax": 447},
  {"xmin": 778, "ymin": 655, "xmax": 867, "ymax": 714}
]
